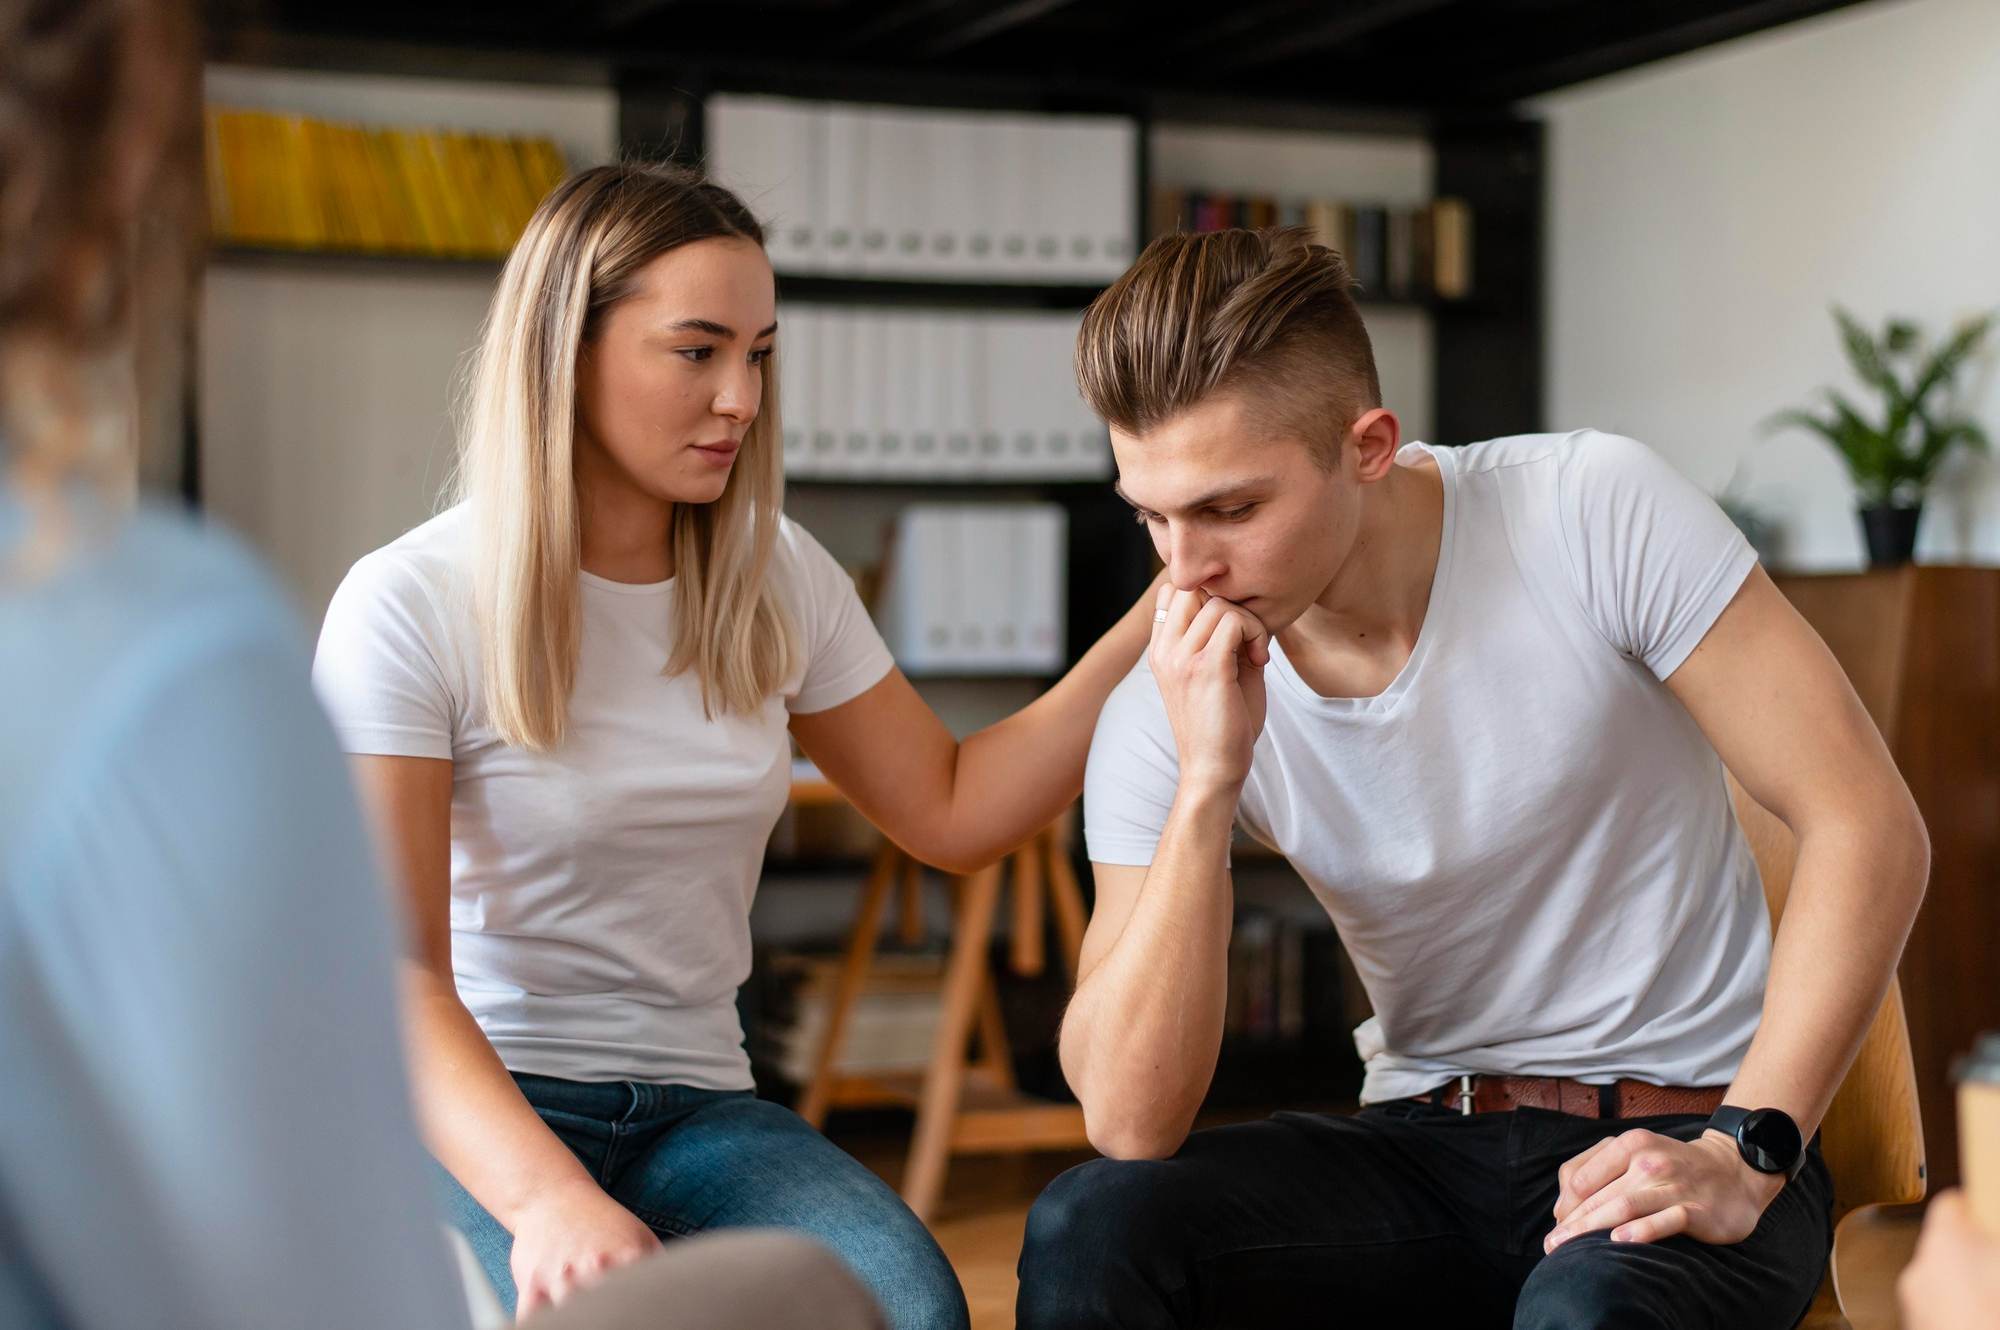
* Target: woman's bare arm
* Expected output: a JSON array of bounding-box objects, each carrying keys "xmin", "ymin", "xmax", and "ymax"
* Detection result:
[
  {"xmin": 349, "ymin": 754, "xmax": 658, "ymax": 1315},
  {"xmin": 790, "ymin": 579, "xmax": 1243, "ymax": 873}
]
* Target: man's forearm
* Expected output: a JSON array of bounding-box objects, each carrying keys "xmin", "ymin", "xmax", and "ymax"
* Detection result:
[
  {"xmin": 1722, "ymin": 807, "xmax": 1928, "ymax": 1137},
  {"xmin": 1060, "ymin": 782, "xmax": 1239, "ymax": 1159}
]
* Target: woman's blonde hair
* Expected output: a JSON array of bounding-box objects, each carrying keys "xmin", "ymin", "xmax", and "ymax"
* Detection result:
[
  {"xmin": 1, "ymin": 0, "xmax": 203, "ymax": 572},
  {"xmin": 458, "ymin": 162, "xmax": 797, "ymax": 750}
]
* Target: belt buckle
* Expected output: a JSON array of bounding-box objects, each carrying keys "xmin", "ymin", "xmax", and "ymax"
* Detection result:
[{"xmin": 1459, "ymin": 1074, "xmax": 1476, "ymax": 1117}]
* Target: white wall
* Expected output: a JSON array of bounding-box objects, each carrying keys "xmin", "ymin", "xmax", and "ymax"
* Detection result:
[
  {"xmin": 1536, "ymin": 0, "xmax": 2000, "ymax": 569},
  {"xmin": 201, "ymin": 265, "xmax": 493, "ymax": 617},
  {"xmin": 1149, "ymin": 124, "xmax": 1435, "ymax": 445},
  {"xmin": 199, "ymin": 67, "xmax": 617, "ymax": 620}
]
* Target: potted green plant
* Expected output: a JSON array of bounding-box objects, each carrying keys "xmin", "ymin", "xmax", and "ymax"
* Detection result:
[{"xmin": 1768, "ymin": 307, "xmax": 1992, "ymax": 567}]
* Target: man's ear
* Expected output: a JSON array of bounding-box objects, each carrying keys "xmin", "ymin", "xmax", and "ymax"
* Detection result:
[{"xmin": 1349, "ymin": 408, "xmax": 1402, "ymax": 483}]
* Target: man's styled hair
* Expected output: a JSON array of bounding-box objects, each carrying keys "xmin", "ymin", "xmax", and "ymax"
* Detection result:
[{"xmin": 1076, "ymin": 226, "xmax": 1382, "ymax": 467}]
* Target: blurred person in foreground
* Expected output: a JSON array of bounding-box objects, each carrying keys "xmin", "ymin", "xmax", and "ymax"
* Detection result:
[
  {"xmin": 0, "ymin": 2, "xmax": 878, "ymax": 1328},
  {"xmin": 1899, "ymin": 1191, "xmax": 2000, "ymax": 1329}
]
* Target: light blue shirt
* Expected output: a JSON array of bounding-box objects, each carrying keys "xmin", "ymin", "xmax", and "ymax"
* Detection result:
[{"xmin": 0, "ymin": 496, "xmax": 468, "ymax": 1330}]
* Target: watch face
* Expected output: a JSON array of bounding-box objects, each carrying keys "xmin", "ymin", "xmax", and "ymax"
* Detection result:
[{"xmin": 1739, "ymin": 1108, "xmax": 1804, "ymax": 1173}]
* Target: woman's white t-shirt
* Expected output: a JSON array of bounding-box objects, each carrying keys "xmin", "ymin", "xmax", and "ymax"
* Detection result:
[
  {"xmin": 313, "ymin": 506, "xmax": 894, "ymax": 1089},
  {"xmin": 1085, "ymin": 431, "xmax": 1770, "ymax": 1105}
]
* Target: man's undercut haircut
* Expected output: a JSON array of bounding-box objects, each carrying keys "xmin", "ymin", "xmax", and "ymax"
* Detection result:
[{"xmin": 1076, "ymin": 226, "xmax": 1382, "ymax": 468}]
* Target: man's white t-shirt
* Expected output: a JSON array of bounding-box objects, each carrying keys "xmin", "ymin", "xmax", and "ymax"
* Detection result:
[
  {"xmin": 314, "ymin": 505, "xmax": 894, "ymax": 1089},
  {"xmin": 1085, "ymin": 430, "xmax": 1770, "ymax": 1105}
]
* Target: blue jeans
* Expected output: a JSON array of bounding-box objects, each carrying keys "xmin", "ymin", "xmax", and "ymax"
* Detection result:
[{"xmin": 439, "ymin": 1075, "xmax": 967, "ymax": 1330}]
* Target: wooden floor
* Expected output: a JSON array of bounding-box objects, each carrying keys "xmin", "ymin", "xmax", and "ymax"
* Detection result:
[{"xmin": 828, "ymin": 1119, "xmax": 1926, "ymax": 1330}]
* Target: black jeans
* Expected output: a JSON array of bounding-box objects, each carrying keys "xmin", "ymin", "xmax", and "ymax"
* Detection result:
[{"xmin": 1017, "ymin": 1100, "xmax": 1832, "ymax": 1329}]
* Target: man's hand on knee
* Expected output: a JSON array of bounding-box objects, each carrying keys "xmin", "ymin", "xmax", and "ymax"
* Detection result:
[{"xmin": 1544, "ymin": 1129, "xmax": 1785, "ymax": 1252}]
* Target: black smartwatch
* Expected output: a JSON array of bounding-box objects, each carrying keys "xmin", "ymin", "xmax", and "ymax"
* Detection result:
[{"xmin": 1706, "ymin": 1105, "xmax": 1806, "ymax": 1182}]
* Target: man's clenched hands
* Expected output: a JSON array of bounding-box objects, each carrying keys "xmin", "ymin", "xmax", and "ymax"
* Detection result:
[
  {"xmin": 1544, "ymin": 1128, "xmax": 1785, "ymax": 1253},
  {"xmin": 1150, "ymin": 584, "xmax": 1270, "ymax": 792}
]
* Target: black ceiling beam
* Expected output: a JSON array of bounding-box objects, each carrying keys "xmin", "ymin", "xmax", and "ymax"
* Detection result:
[
  {"xmin": 1166, "ymin": 1, "xmax": 1322, "ymax": 55},
  {"xmin": 1210, "ymin": 0, "xmax": 1459, "ymax": 74},
  {"xmin": 838, "ymin": 0, "xmax": 958, "ymax": 50},
  {"xmin": 918, "ymin": 0, "xmax": 1084, "ymax": 56},
  {"xmin": 594, "ymin": 0, "xmax": 684, "ymax": 32},
  {"xmin": 1460, "ymin": 0, "xmax": 1861, "ymax": 100}
]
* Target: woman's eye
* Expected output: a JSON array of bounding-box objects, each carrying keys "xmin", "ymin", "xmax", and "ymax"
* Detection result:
[
  {"xmin": 678, "ymin": 346, "xmax": 715, "ymax": 363},
  {"xmin": 749, "ymin": 347, "xmax": 773, "ymax": 365}
]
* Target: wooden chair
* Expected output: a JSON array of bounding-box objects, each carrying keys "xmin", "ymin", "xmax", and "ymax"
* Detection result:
[
  {"xmin": 1729, "ymin": 776, "xmax": 1925, "ymax": 1329},
  {"xmin": 792, "ymin": 781, "xmax": 1093, "ymax": 1223}
]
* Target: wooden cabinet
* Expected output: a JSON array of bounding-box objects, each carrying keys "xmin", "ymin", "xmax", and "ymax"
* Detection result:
[{"xmin": 1777, "ymin": 567, "xmax": 2000, "ymax": 1190}]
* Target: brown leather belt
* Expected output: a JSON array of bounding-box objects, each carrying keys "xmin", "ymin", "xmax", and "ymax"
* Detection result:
[{"xmin": 1424, "ymin": 1075, "xmax": 1728, "ymax": 1120}]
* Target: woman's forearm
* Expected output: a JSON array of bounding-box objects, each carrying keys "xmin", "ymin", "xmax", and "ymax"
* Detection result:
[
  {"xmin": 930, "ymin": 586, "xmax": 1157, "ymax": 865},
  {"xmin": 404, "ymin": 964, "xmax": 601, "ymax": 1228},
  {"xmin": 793, "ymin": 584, "xmax": 1160, "ymax": 872}
]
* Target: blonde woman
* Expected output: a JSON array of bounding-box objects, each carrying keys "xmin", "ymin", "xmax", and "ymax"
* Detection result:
[{"xmin": 314, "ymin": 163, "xmax": 1225, "ymax": 1327}]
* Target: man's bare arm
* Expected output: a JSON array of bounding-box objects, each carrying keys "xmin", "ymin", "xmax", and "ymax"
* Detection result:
[
  {"xmin": 1061, "ymin": 815, "xmax": 1235, "ymax": 1159},
  {"xmin": 1674, "ymin": 566, "xmax": 1928, "ymax": 1137},
  {"xmin": 1058, "ymin": 586, "xmax": 1267, "ymax": 1159},
  {"xmin": 1549, "ymin": 566, "xmax": 1929, "ymax": 1249}
]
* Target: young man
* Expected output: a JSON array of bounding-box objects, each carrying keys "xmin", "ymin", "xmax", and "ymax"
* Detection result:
[{"xmin": 1018, "ymin": 228, "xmax": 1930, "ymax": 1329}]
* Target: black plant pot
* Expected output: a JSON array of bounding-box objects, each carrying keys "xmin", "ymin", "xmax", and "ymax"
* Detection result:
[{"xmin": 1859, "ymin": 504, "xmax": 1923, "ymax": 567}]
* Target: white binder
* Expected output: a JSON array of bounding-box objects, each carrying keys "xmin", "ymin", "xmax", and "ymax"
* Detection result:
[
  {"xmin": 706, "ymin": 95, "xmax": 821, "ymax": 275},
  {"xmin": 776, "ymin": 306, "xmax": 1109, "ymax": 482},
  {"xmin": 878, "ymin": 503, "xmax": 1068, "ymax": 674},
  {"xmin": 927, "ymin": 112, "xmax": 983, "ymax": 280},
  {"xmin": 880, "ymin": 315, "xmax": 921, "ymax": 473},
  {"xmin": 821, "ymin": 106, "xmax": 867, "ymax": 273},
  {"xmin": 707, "ymin": 94, "xmax": 1137, "ymax": 286},
  {"xmin": 982, "ymin": 314, "xmax": 1038, "ymax": 480},
  {"xmin": 776, "ymin": 304, "xmax": 819, "ymax": 471},
  {"xmin": 945, "ymin": 316, "xmax": 983, "ymax": 479},
  {"xmin": 986, "ymin": 115, "xmax": 1037, "ymax": 281},
  {"xmin": 1019, "ymin": 504, "xmax": 1066, "ymax": 671},
  {"xmin": 860, "ymin": 108, "xmax": 919, "ymax": 276},
  {"xmin": 907, "ymin": 312, "xmax": 946, "ymax": 476},
  {"xmin": 813, "ymin": 306, "xmax": 856, "ymax": 478},
  {"xmin": 1072, "ymin": 119, "xmax": 1138, "ymax": 281},
  {"xmin": 847, "ymin": 309, "xmax": 889, "ymax": 477}
]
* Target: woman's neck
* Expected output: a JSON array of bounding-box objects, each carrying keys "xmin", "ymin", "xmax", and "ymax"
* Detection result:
[{"xmin": 575, "ymin": 434, "xmax": 676, "ymax": 584}]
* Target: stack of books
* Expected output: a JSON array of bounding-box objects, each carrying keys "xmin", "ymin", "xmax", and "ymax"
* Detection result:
[
  {"xmin": 1148, "ymin": 187, "xmax": 1475, "ymax": 300},
  {"xmin": 777, "ymin": 306, "xmax": 1110, "ymax": 481},
  {"xmin": 205, "ymin": 107, "xmax": 570, "ymax": 259},
  {"xmin": 874, "ymin": 503, "xmax": 1067, "ymax": 677},
  {"xmin": 707, "ymin": 94, "xmax": 1138, "ymax": 284}
]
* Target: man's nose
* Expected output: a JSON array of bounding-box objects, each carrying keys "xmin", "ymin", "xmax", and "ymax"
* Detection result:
[{"xmin": 1167, "ymin": 531, "xmax": 1225, "ymax": 593}]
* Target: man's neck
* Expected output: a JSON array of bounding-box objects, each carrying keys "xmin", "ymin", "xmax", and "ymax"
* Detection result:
[{"xmin": 1277, "ymin": 455, "xmax": 1446, "ymax": 700}]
